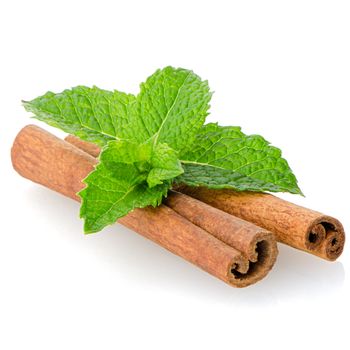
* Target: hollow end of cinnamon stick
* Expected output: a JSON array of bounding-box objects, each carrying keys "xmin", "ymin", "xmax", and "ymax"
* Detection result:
[
  {"xmin": 12, "ymin": 125, "xmax": 278, "ymax": 288},
  {"xmin": 203, "ymin": 228, "xmax": 277, "ymax": 287},
  {"xmin": 310, "ymin": 217, "xmax": 345, "ymax": 261},
  {"xmin": 228, "ymin": 239, "xmax": 278, "ymax": 287}
]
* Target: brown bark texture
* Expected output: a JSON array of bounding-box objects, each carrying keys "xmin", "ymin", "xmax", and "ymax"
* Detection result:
[{"xmin": 11, "ymin": 125, "xmax": 278, "ymax": 287}]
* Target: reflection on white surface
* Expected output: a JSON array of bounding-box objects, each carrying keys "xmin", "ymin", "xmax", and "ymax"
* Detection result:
[{"xmin": 27, "ymin": 186, "xmax": 345, "ymax": 305}]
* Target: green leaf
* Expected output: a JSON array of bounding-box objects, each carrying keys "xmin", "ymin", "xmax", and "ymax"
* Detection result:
[
  {"xmin": 23, "ymin": 86, "xmax": 144, "ymax": 146},
  {"xmin": 178, "ymin": 123, "xmax": 302, "ymax": 194},
  {"xmin": 137, "ymin": 66, "xmax": 212, "ymax": 153},
  {"xmin": 79, "ymin": 143, "xmax": 170, "ymax": 233},
  {"xmin": 147, "ymin": 143, "xmax": 184, "ymax": 188},
  {"xmin": 102, "ymin": 140, "xmax": 183, "ymax": 188},
  {"xmin": 101, "ymin": 140, "xmax": 152, "ymax": 165}
]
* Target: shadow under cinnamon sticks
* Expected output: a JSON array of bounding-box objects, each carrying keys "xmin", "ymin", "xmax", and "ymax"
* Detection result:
[
  {"xmin": 65, "ymin": 134, "xmax": 345, "ymax": 261},
  {"xmin": 11, "ymin": 125, "xmax": 278, "ymax": 288}
]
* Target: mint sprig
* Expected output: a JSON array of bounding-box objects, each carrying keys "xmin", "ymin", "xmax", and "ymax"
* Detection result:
[{"xmin": 23, "ymin": 66, "xmax": 302, "ymax": 233}]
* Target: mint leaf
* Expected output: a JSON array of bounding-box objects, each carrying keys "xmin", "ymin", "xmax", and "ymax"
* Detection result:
[
  {"xmin": 79, "ymin": 142, "xmax": 170, "ymax": 233},
  {"xmin": 101, "ymin": 140, "xmax": 152, "ymax": 164},
  {"xmin": 178, "ymin": 123, "xmax": 302, "ymax": 194},
  {"xmin": 147, "ymin": 143, "xmax": 184, "ymax": 188},
  {"xmin": 137, "ymin": 66, "xmax": 212, "ymax": 153},
  {"xmin": 23, "ymin": 86, "xmax": 141, "ymax": 146}
]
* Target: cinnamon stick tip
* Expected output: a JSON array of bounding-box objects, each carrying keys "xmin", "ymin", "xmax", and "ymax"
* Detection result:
[
  {"xmin": 247, "ymin": 230, "xmax": 275, "ymax": 262},
  {"xmin": 307, "ymin": 216, "xmax": 345, "ymax": 261},
  {"xmin": 11, "ymin": 124, "xmax": 35, "ymax": 168},
  {"xmin": 229, "ymin": 236, "xmax": 278, "ymax": 288}
]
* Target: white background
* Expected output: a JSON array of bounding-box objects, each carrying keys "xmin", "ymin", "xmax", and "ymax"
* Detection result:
[{"xmin": 1, "ymin": 1, "xmax": 349, "ymax": 349}]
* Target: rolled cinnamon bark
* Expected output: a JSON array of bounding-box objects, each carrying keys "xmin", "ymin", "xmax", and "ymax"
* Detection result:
[
  {"xmin": 177, "ymin": 186, "xmax": 345, "ymax": 261},
  {"xmin": 65, "ymin": 135, "xmax": 345, "ymax": 261},
  {"xmin": 11, "ymin": 125, "xmax": 278, "ymax": 287},
  {"xmin": 65, "ymin": 135, "xmax": 278, "ymax": 264},
  {"xmin": 65, "ymin": 135, "xmax": 101, "ymax": 158}
]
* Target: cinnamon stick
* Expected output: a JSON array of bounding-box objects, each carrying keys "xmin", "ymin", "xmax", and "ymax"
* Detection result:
[
  {"xmin": 65, "ymin": 135, "xmax": 101, "ymax": 158},
  {"xmin": 11, "ymin": 125, "xmax": 278, "ymax": 287},
  {"xmin": 65, "ymin": 135, "xmax": 278, "ymax": 264},
  {"xmin": 65, "ymin": 135, "xmax": 345, "ymax": 261},
  {"xmin": 177, "ymin": 186, "xmax": 345, "ymax": 261}
]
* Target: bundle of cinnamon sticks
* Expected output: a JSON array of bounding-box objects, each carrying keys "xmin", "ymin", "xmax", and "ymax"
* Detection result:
[{"xmin": 11, "ymin": 125, "xmax": 345, "ymax": 288}]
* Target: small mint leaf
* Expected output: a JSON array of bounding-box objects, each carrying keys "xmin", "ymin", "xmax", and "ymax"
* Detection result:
[
  {"xmin": 147, "ymin": 143, "xmax": 184, "ymax": 188},
  {"xmin": 101, "ymin": 140, "xmax": 152, "ymax": 165}
]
